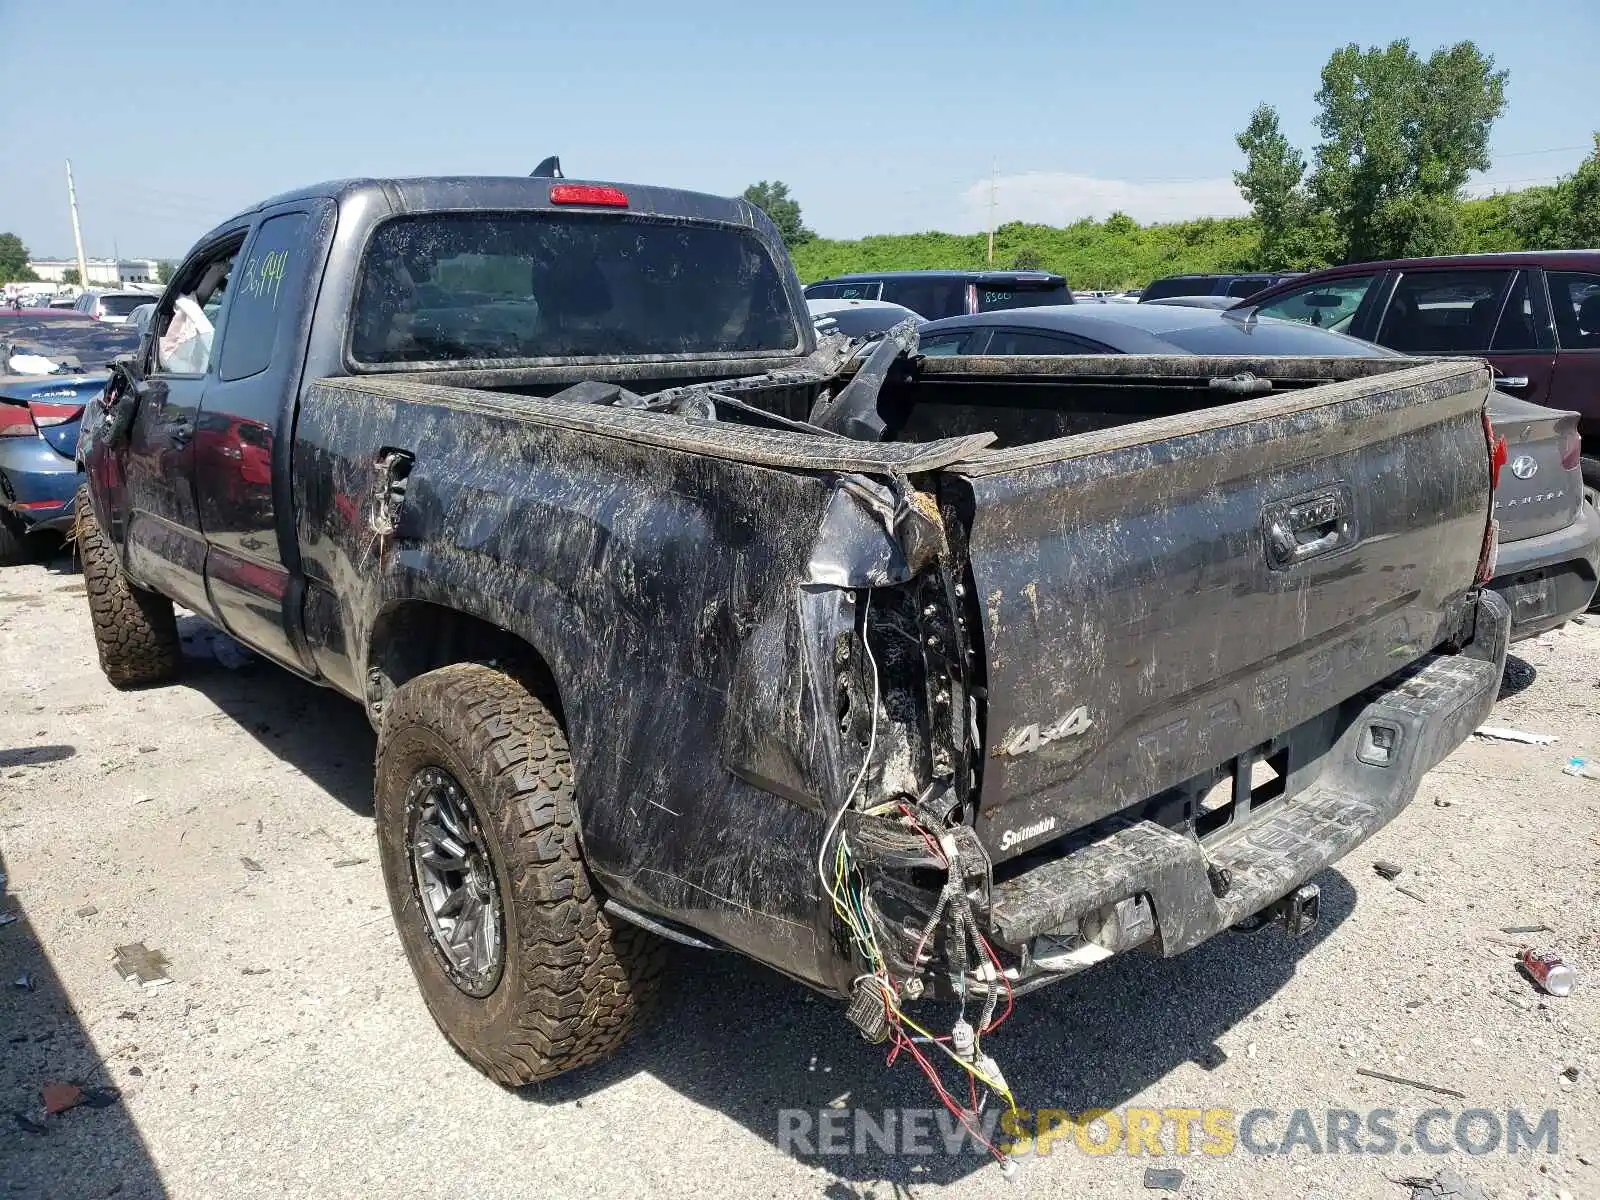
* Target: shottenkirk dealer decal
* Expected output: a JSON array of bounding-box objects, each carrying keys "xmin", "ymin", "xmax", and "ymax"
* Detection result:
[{"xmin": 999, "ymin": 817, "xmax": 1059, "ymax": 852}]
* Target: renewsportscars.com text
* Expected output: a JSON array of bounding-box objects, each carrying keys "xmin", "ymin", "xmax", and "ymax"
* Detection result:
[{"xmin": 778, "ymin": 1105, "xmax": 1560, "ymax": 1159}]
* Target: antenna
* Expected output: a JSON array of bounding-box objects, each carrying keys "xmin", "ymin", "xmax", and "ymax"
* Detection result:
[
  {"xmin": 66, "ymin": 160, "xmax": 90, "ymax": 291},
  {"xmin": 531, "ymin": 156, "xmax": 564, "ymax": 179}
]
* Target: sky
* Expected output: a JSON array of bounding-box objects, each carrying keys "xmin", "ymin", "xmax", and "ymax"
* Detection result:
[{"xmin": 2, "ymin": 0, "xmax": 1596, "ymax": 260}]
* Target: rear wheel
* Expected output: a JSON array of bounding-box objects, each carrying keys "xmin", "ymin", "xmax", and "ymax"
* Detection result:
[
  {"xmin": 375, "ymin": 662, "xmax": 665, "ymax": 1085},
  {"xmin": 76, "ymin": 486, "xmax": 181, "ymax": 688}
]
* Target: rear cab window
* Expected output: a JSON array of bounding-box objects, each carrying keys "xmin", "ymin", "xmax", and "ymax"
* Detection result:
[{"xmin": 350, "ymin": 213, "xmax": 800, "ymax": 364}]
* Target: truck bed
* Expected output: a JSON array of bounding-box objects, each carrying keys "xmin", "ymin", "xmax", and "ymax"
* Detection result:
[{"xmin": 290, "ymin": 350, "xmax": 1497, "ymax": 992}]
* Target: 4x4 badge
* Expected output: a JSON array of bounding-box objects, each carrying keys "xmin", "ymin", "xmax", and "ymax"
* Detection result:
[{"xmin": 996, "ymin": 706, "xmax": 1093, "ymax": 757}]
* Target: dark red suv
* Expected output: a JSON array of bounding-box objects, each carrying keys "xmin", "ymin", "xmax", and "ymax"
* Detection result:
[{"xmin": 1240, "ymin": 251, "xmax": 1600, "ymax": 498}]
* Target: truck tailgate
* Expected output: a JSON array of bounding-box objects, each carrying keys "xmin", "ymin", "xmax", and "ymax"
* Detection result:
[{"xmin": 944, "ymin": 360, "xmax": 1494, "ymax": 859}]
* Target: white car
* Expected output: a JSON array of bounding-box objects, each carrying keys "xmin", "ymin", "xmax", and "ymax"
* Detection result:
[
  {"xmin": 73, "ymin": 290, "xmax": 160, "ymax": 325},
  {"xmin": 806, "ymin": 297, "xmax": 923, "ymax": 340}
]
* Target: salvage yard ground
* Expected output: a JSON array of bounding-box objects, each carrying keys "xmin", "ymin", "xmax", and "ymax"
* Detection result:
[{"xmin": 1, "ymin": 551, "xmax": 1596, "ymax": 1200}]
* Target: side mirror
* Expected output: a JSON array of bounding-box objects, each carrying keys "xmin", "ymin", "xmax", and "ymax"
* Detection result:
[{"xmin": 102, "ymin": 355, "xmax": 142, "ymax": 447}]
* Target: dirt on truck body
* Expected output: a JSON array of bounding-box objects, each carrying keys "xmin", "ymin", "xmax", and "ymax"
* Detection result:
[{"xmin": 75, "ymin": 176, "xmax": 1509, "ymax": 1122}]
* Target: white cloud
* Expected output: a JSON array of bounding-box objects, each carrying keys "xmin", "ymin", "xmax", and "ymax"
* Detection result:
[{"xmin": 958, "ymin": 171, "xmax": 1248, "ymax": 229}]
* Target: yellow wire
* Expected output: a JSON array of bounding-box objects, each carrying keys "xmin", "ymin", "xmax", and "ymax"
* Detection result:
[{"xmin": 891, "ymin": 1006, "xmax": 1015, "ymax": 1103}]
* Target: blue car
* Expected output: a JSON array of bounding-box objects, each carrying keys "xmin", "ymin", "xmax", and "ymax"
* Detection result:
[{"xmin": 1, "ymin": 313, "xmax": 140, "ymax": 562}]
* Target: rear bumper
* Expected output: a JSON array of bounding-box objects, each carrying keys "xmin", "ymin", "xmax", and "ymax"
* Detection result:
[
  {"xmin": 1489, "ymin": 502, "xmax": 1600, "ymax": 640},
  {"xmin": 980, "ymin": 589, "xmax": 1509, "ymax": 990},
  {"xmin": 0, "ymin": 434, "xmax": 78, "ymax": 533}
]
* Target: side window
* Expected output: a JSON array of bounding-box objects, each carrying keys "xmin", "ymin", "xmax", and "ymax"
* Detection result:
[
  {"xmin": 918, "ymin": 332, "xmax": 975, "ymax": 357},
  {"xmin": 1490, "ymin": 272, "xmax": 1544, "ymax": 353},
  {"xmin": 154, "ymin": 241, "xmax": 241, "ymax": 374},
  {"xmin": 985, "ymin": 329, "xmax": 1112, "ymax": 355},
  {"xmin": 1376, "ymin": 270, "xmax": 1513, "ymax": 354},
  {"xmin": 217, "ymin": 213, "xmax": 310, "ymax": 381},
  {"xmin": 154, "ymin": 240, "xmax": 243, "ymax": 375},
  {"xmin": 1225, "ymin": 277, "xmax": 1269, "ymax": 299},
  {"xmin": 1254, "ymin": 275, "xmax": 1378, "ymax": 332},
  {"xmin": 806, "ymin": 281, "xmax": 881, "ymax": 301},
  {"xmin": 1547, "ymin": 271, "xmax": 1600, "ymax": 350}
]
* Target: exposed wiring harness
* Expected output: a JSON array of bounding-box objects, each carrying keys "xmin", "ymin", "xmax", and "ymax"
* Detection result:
[{"xmin": 817, "ymin": 592, "xmax": 1022, "ymax": 1170}]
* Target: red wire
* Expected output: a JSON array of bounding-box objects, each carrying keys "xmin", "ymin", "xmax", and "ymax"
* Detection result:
[
  {"xmin": 882, "ymin": 1007, "xmax": 1008, "ymax": 1166},
  {"xmin": 897, "ymin": 803, "xmax": 948, "ymax": 865},
  {"xmin": 975, "ymin": 930, "xmax": 1015, "ymax": 1033}
]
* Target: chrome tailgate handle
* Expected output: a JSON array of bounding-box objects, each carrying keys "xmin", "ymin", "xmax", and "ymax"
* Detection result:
[{"xmin": 1263, "ymin": 486, "xmax": 1357, "ymax": 569}]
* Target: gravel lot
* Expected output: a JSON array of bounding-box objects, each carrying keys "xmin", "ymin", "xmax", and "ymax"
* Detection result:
[{"xmin": 1, "ymin": 550, "xmax": 1596, "ymax": 1200}]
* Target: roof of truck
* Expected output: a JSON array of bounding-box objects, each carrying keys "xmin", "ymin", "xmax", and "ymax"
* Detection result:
[{"xmin": 211, "ymin": 176, "xmax": 760, "ymax": 234}]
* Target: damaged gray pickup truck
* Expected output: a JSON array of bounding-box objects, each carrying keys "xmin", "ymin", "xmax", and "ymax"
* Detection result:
[{"xmin": 78, "ymin": 175, "xmax": 1510, "ymax": 1094}]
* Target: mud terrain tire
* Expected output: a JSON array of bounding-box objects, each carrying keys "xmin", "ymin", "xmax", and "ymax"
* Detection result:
[
  {"xmin": 375, "ymin": 663, "xmax": 665, "ymax": 1085},
  {"xmin": 76, "ymin": 487, "xmax": 181, "ymax": 688}
]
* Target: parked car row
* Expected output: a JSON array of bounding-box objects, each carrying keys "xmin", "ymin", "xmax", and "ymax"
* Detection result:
[
  {"xmin": 0, "ymin": 308, "xmax": 140, "ymax": 562},
  {"xmin": 802, "ymin": 255, "xmax": 1600, "ymax": 642}
]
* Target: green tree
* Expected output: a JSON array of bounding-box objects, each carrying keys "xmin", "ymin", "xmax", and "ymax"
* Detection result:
[
  {"xmin": 1549, "ymin": 133, "xmax": 1600, "ymax": 247},
  {"xmin": 0, "ymin": 233, "xmax": 39, "ymax": 285},
  {"xmin": 1233, "ymin": 105, "xmax": 1331, "ymax": 270},
  {"xmin": 1010, "ymin": 248, "xmax": 1044, "ymax": 270},
  {"xmin": 1102, "ymin": 211, "xmax": 1138, "ymax": 237},
  {"xmin": 741, "ymin": 181, "xmax": 815, "ymax": 248},
  {"xmin": 61, "ymin": 267, "xmax": 81, "ymax": 286},
  {"xmin": 1309, "ymin": 39, "xmax": 1507, "ymax": 261},
  {"xmin": 156, "ymin": 260, "xmax": 177, "ymax": 285}
]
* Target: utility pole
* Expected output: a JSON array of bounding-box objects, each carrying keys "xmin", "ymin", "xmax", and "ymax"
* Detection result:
[
  {"xmin": 66, "ymin": 160, "xmax": 90, "ymax": 292},
  {"xmin": 986, "ymin": 161, "xmax": 997, "ymax": 266}
]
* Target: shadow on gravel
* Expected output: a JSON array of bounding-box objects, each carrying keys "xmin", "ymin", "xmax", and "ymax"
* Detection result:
[
  {"xmin": 0, "ymin": 845, "xmax": 168, "ymax": 1199},
  {"xmin": 527, "ymin": 873, "xmax": 1357, "ymax": 1188},
  {"xmin": 151, "ymin": 613, "xmax": 1359, "ymax": 1189},
  {"xmin": 0, "ymin": 745, "xmax": 75, "ymax": 769},
  {"xmin": 1498, "ymin": 654, "xmax": 1538, "ymax": 701},
  {"xmin": 169, "ymin": 615, "xmax": 376, "ymax": 818}
]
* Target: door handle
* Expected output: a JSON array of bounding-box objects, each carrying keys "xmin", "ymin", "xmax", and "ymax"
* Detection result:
[{"xmin": 1496, "ymin": 375, "xmax": 1530, "ymax": 390}]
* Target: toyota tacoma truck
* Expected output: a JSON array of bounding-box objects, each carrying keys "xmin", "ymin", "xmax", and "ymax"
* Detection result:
[{"xmin": 77, "ymin": 175, "xmax": 1510, "ymax": 1091}]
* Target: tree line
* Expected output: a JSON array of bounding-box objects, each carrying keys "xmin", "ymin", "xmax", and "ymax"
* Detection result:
[{"xmin": 754, "ymin": 38, "xmax": 1598, "ymax": 287}]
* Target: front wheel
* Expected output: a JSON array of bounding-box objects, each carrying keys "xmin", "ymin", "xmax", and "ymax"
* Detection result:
[
  {"xmin": 76, "ymin": 487, "xmax": 181, "ymax": 688},
  {"xmin": 374, "ymin": 663, "xmax": 665, "ymax": 1085}
]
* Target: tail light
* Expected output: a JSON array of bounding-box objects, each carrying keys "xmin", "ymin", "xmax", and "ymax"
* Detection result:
[
  {"xmin": 28, "ymin": 401, "xmax": 82, "ymax": 428},
  {"xmin": 549, "ymin": 184, "xmax": 628, "ymax": 207},
  {"xmin": 1560, "ymin": 423, "xmax": 1582, "ymax": 471},
  {"xmin": 1484, "ymin": 409, "xmax": 1508, "ymax": 491},
  {"xmin": 1478, "ymin": 408, "xmax": 1505, "ymax": 584},
  {"xmin": 0, "ymin": 402, "xmax": 36, "ymax": 437}
]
